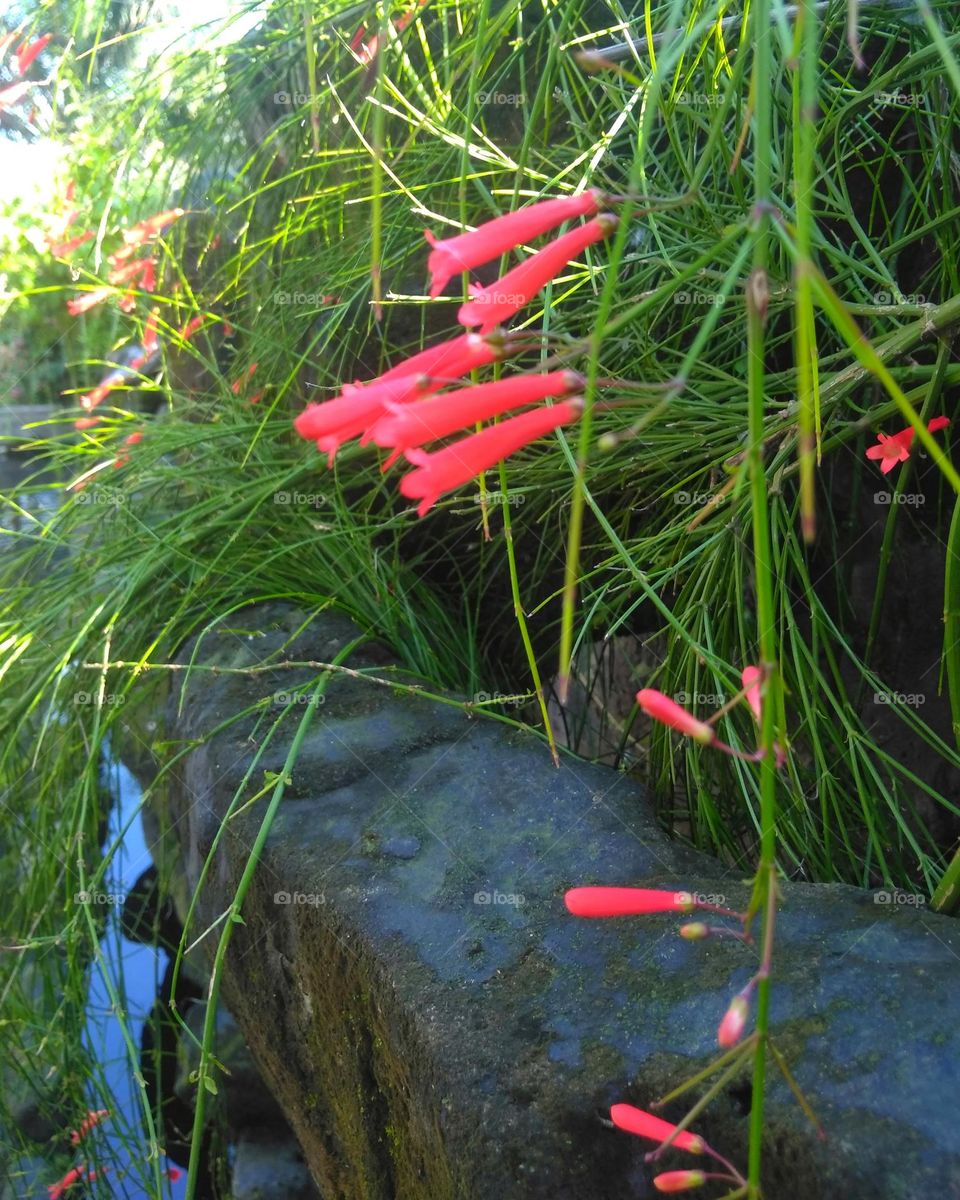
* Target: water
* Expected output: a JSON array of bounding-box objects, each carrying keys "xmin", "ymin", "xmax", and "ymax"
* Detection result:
[{"xmin": 81, "ymin": 752, "xmax": 188, "ymax": 1199}]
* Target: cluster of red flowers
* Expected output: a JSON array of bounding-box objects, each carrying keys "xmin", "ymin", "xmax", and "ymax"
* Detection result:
[
  {"xmin": 0, "ymin": 29, "xmax": 51, "ymax": 112},
  {"xmin": 563, "ymin": 892, "xmax": 753, "ymax": 1192},
  {"xmin": 295, "ymin": 191, "xmax": 617, "ymax": 515},
  {"xmin": 61, "ymin": 205, "xmax": 184, "ymax": 317},
  {"xmin": 637, "ymin": 664, "xmax": 785, "ymax": 766},
  {"xmin": 47, "ymin": 1109, "xmax": 182, "ymax": 1197}
]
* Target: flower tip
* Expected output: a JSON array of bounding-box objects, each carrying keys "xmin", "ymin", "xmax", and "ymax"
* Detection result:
[
  {"xmin": 718, "ymin": 995, "xmax": 749, "ymax": 1048},
  {"xmin": 653, "ymin": 1170, "xmax": 707, "ymax": 1193},
  {"xmin": 679, "ymin": 921, "xmax": 709, "ymax": 941},
  {"xmin": 636, "ymin": 689, "xmax": 714, "ymax": 744}
]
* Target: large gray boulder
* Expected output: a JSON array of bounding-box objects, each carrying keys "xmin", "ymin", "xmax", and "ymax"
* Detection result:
[{"xmin": 149, "ymin": 602, "xmax": 960, "ymax": 1200}]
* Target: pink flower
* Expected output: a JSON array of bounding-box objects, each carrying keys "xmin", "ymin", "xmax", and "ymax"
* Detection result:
[
  {"xmin": 399, "ymin": 399, "xmax": 582, "ymax": 516},
  {"xmin": 653, "ymin": 1171, "xmax": 707, "ymax": 1193},
  {"xmin": 865, "ymin": 415, "xmax": 949, "ymax": 474},
  {"xmin": 16, "ymin": 34, "xmax": 51, "ymax": 75},
  {"xmin": 565, "ymin": 887, "xmax": 695, "ymax": 917},
  {"xmin": 368, "ymin": 370, "xmax": 581, "ymax": 466},
  {"xmin": 636, "ymin": 690, "xmax": 715, "ymax": 745},
  {"xmin": 375, "ymin": 330, "xmax": 510, "ymax": 386},
  {"xmin": 609, "ymin": 1104, "xmax": 705, "ymax": 1154},
  {"xmin": 457, "ymin": 214, "xmax": 617, "ymax": 332},
  {"xmin": 295, "ymin": 375, "xmax": 428, "ymax": 466},
  {"xmin": 74, "ymin": 417, "xmax": 100, "ymax": 431},
  {"xmin": 425, "ymin": 191, "xmax": 602, "ymax": 297},
  {"xmin": 717, "ymin": 995, "xmax": 749, "ymax": 1048}
]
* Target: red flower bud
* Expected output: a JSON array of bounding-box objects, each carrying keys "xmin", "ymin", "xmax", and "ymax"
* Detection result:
[
  {"xmin": 425, "ymin": 191, "xmax": 601, "ymax": 297},
  {"xmin": 609, "ymin": 1104, "xmax": 705, "ymax": 1154},
  {"xmin": 399, "ymin": 399, "xmax": 581, "ymax": 515},
  {"xmin": 718, "ymin": 995, "xmax": 749, "ymax": 1048},
  {"xmin": 457, "ymin": 215, "xmax": 618, "ymax": 332},
  {"xmin": 678, "ymin": 922, "xmax": 709, "ymax": 940},
  {"xmin": 636, "ymin": 690, "xmax": 714, "ymax": 744},
  {"xmin": 565, "ymin": 887, "xmax": 695, "ymax": 917},
  {"xmin": 653, "ymin": 1170, "xmax": 707, "ymax": 1193}
]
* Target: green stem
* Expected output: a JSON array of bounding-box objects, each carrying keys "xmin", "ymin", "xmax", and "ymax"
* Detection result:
[{"xmin": 746, "ymin": 0, "xmax": 779, "ymax": 1193}]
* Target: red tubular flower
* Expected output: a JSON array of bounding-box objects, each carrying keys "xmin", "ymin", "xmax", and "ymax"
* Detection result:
[
  {"xmin": 80, "ymin": 372, "xmax": 125, "ymax": 411},
  {"xmin": 399, "ymin": 399, "xmax": 581, "ymax": 516},
  {"xmin": 457, "ymin": 214, "xmax": 618, "ymax": 332},
  {"xmin": 741, "ymin": 666, "xmax": 762, "ymax": 723},
  {"xmin": 718, "ymin": 994, "xmax": 750, "ymax": 1048},
  {"xmin": 231, "ymin": 363, "xmax": 258, "ymax": 395},
  {"xmin": 74, "ymin": 417, "xmax": 100, "ymax": 430},
  {"xmin": 178, "ymin": 315, "xmax": 206, "ymax": 342},
  {"xmin": 637, "ymin": 689, "xmax": 715, "ymax": 745},
  {"xmin": 142, "ymin": 309, "xmax": 160, "ymax": 354},
  {"xmin": 69, "ymin": 1108, "xmax": 109, "ymax": 1146},
  {"xmin": 16, "ymin": 34, "xmax": 51, "ymax": 74},
  {"xmin": 368, "ymin": 370, "xmax": 581, "ymax": 466},
  {"xmin": 107, "ymin": 256, "xmax": 155, "ymax": 287},
  {"xmin": 375, "ymin": 330, "xmax": 510, "ymax": 386},
  {"xmin": 565, "ymin": 887, "xmax": 695, "ymax": 917},
  {"xmin": 48, "ymin": 231, "xmax": 93, "ymax": 257},
  {"xmin": 865, "ymin": 415, "xmax": 950, "ymax": 474},
  {"xmin": 67, "ymin": 288, "xmax": 115, "ymax": 316},
  {"xmin": 425, "ymin": 191, "xmax": 602, "ymax": 297},
  {"xmin": 295, "ymin": 375, "xmax": 429, "ymax": 466},
  {"xmin": 609, "ymin": 1105, "xmax": 705, "ymax": 1154},
  {"xmin": 48, "ymin": 1164, "xmax": 86, "ymax": 1199},
  {"xmin": 653, "ymin": 1171, "xmax": 707, "ymax": 1193},
  {"xmin": 122, "ymin": 208, "xmax": 185, "ymax": 246}
]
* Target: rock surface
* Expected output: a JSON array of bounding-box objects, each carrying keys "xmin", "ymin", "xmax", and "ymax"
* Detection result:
[{"xmin": 152, "ymin": 601, "xmax": 960, "ymax": 1200}]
